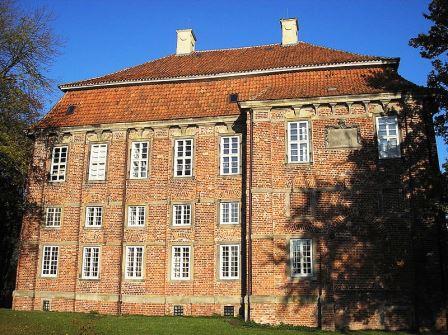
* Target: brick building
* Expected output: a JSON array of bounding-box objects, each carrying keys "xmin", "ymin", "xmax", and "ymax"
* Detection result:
[{"xmin": 13, "ymin": 19, "xmax": 446, "ymax": 330}]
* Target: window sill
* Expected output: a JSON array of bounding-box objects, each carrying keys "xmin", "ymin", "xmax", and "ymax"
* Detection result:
[
  {"xmin": 85, "ymin": 180, "xmax": 107, "ymax": 184},
  {"xmin": 219, "ymin": 223, "xmax": 240, "ymax": 228},
  {"xmin": 79, "ymin": 278, "xmax": 100, "ymax": 282}
]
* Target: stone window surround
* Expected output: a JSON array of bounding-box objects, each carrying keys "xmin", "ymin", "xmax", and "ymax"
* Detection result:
[
  {"xmin": 219, "ymin": 134, "xmax": 241, "ymax": 176},
  {"xmin": 43, "ymin": 205, "xmax": 64, "ymax": 229},
  {"xmin": 80, "ymin": 245, "xmax": 101, "ymax": 280},
  {"xmin": 123, "ymin": 244, "xmax": 145, "ymax": 281},
  {"xmin": 128, "ymin": 140, "xmax": 151, "ymax": 180},
  {"xmin": 170, "ymin": 201, "xmax": 195, "ymax": 229},
  {"xmin": 169, "ymin": 244, "xmax": 193, "ymax": 282}
]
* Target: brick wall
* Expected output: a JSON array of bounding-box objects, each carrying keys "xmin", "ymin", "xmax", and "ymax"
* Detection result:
[{"xmin": 13, "ymin": 98, "xmax": 445, "ymax": 330}]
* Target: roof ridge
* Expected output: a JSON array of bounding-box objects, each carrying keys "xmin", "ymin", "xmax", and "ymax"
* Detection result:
[
  {"xmin": 299, "ymin": 40, "xmax": 395, "ymax": 60},
  {"xmin": 194, "ymin": 42, "xmax": 279, "ymax": 53}
]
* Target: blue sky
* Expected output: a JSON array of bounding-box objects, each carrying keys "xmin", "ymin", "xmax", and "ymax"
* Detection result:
[{"xmin": 21, "ymin": 0, "xmax": 447, "ymax": 169}]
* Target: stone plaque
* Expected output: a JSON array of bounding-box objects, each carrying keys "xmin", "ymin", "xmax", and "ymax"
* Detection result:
[{"xmin": 326, "ymin": 127, "xmax": 360, "ymax": 149}]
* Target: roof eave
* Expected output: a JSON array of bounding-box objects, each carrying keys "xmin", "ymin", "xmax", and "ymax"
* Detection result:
[{"xmin": 59, "ymin": 58, "xmax": 400, "ymax": 92}]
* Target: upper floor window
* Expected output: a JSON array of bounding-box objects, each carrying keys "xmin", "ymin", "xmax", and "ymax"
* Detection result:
[
  {"xmin": 50, "ymin": 146, "xmax": 68, "ymax": 182},
  {"xmin": 220, "ymin": 202, "xmax": 239, "ymax": 225},
  {"xmin": 290, "ymin": 238, "xmax": 313, "ymax": 277},
  {"xmin": 125, "ymin": 246, "xmax": 143, "ymax": 279},
  {"xmin": 220, "ymin": 136, "xmax": 240, "ymax": 175},
  {"xmin": 174, "ymin": 139, "xmax": 193, "ymax": 177},
  {"xmin": 128, "ymin": 205, "xmax": 145, "ymax": 227},
  {"xmin": 88, "ymin": 144, "xmax": 108, "ymax": 181},
  {"xmin": 220, "ymin": 244, "xmax": 240, "ymax": 279},
  {"xmin": 85, "ymin": 206, "xmax": 102, "ymax": 227},
  {"xmin": 82, "ymin": 246, "xmax": 100, "ymax": 279},
  {"xmin": 173, "ymin": 204, "xmax": 191, "ymax": 226},
  {"xmin": 171, "ymin": 246, "xmax": 191, "ymax": 280},
  {"xmin": 130, "ymin": 141, "xmax": 149, "ymax": 179},
  {"xmin": 45, "ymin": 207, "xmax": 62, "ymax": 227},
  {"xmin": 42, "ymin": 245, "xmax": 59, "ymax": 277},
  {"xmin": 288, "ymin": 121, "xmax": 310, "ymax": 163},
  {"xmin": 376, "ymin": 116, "xmax": 400, "ymax": 159}
]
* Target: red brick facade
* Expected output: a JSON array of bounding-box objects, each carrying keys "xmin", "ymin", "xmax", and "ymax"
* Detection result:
[{"xmin": 13, "ymin": 40, "xmax": 446, "ymax": 331}]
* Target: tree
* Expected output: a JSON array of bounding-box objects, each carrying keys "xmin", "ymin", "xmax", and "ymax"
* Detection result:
[
  {"xmin": 0, "ymin": 0, "xmax": 60, "ymax": 307},
  {"xmin": 410, "ymin": 0, "xmax": 448, "ymax": 175}
]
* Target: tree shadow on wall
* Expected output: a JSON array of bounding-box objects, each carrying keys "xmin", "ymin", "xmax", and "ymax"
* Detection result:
[
  {"xmin": 260, "ymin": 70, "xmax": 446, "ymax": 331},
  {"xmin": 2, "ymin": 129, "xmax": 61, "ymax": 308}
]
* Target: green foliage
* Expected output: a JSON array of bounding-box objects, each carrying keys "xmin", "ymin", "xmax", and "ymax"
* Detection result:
[
  {"xmin": 0, "ymin": 309, "xmax": 416, "ymax": 335},
  {"xmin": 409, "ymin": 0, "xmax": 448, "ymax": 173},
  {"xmin": 0, "ymin": 0, "xmax": 60, "ymax": 306}
]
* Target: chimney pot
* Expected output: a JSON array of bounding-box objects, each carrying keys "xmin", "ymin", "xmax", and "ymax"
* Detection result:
[
  {"xmin": 176, "ymin": 29, "xmax": 196, "ymax": 55},
  {"xmin": 280, "ymin": 18, "xmax": 298, "ymax": 46}
]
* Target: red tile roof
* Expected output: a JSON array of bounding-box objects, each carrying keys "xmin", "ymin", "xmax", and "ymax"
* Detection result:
[
  {"xmin": 59, "ymin": 42, "xmax": 397, "ymax": 89},
  {"xmin": 39, "ymin": 66, "xmax": 410, "ymax": 129}
]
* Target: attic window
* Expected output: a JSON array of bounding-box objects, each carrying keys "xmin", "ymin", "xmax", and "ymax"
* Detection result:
[
  {"xmin": 66, "ymin": 105, "xmax": 76, "ymax": 115},
  {"xmin": 229, "ymin": 93, "xmax": 238, "ymax": 103}
]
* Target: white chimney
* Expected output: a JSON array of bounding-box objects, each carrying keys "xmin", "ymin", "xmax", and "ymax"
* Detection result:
[
  {"xmin": 176, "ymin": 29, "xmax": 196, "ymax": 55},
  {"xmin": 280, "ymin": 18, "xmax": 298, "ymax": 46}
]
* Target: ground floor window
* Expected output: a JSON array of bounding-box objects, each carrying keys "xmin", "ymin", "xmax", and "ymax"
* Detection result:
[
  {"xmin": 220, "ymin": 244, "xmax": 239, "ymax": 279},
  {"xmin": 290, "ymin": 238, "xmax": 313, "ymax": 277}
]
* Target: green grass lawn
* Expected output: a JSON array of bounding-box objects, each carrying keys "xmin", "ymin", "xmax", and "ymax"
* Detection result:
[{"xmin": 0, "ymin": 308, "xmax": 414, "ymax": 335}]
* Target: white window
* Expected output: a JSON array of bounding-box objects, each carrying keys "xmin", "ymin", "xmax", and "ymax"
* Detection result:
[
  {"xmin": 220, "ymin": 244, "xmax": 239, "ymax": 279},
  {"xmin": 220, "ymin": 202, "xmax": 239, "ymax": 225},
  {"xmin": 88, "ymin": 144, "xmax": 108, "ymax": 180},
  {"xmin": 41, "ymin": 246, "xmax": 59, "ymax": 277},
  {"xmin": 125, "ymin": 246, "xmax": 143, "ymax": 279},
  {"xmin": 288, "ymin": 121, "xmax": 310, "ymax": 163},
  {"xmin": 85, "ymin": 206, "xmax": 102, "ymax": 227},
  {"xmin": 130, "ymin": 142, "xmax": 149, "ymax": 179},
  {"xmin": 173, "ymin": 204, "xmax": 191, "ymax": 226},
  {"xmin": 376, "ymin": 116, "xmax": 400, "ymax": 159},
  {"xmin": 174, "ymin": 139, "xmax": 193, "ymax": 177},
  {"xmin": 220, "ymin": 136, "xmax": 240, "ymax": 175},
  {"xmin": 128, "ymin": 206, "xmax": 145, "ymax": 227},
  {"xmin": 50, "ymin": 146, "xmax": 68, "ymax": 182},
  {"xmin": 82, "ymin": 246, "xmax": 100, "ymax": 279},
  {"xmin": 290, "ymin": 239, "xmax": 313, "ymax": 277},
  {"xmin": 171, "ymin": 246, "xmax": 191, "ymax": 280},
  {"xmin": 45, "ymin": 207, "xmax": 62, "ymax": 227}
]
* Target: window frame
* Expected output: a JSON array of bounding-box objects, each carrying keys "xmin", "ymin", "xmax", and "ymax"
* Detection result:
[
  {"xmin": 173, "ymin": 138, "xmax": 194, "ymax": 177},
  {"xmin": 170, "ymin": 245, "xmax": 192, "ymax": 281},
  {"xmin": 172, "ymin": 203, "xmax": 192, "ymax": 227},
  {"xmin": 375, "ymin": 115, "xmax": 401, "ymax": 159},
  {"xmin": 88, "ymin": 143, "xmax": 108, "ymax": 181},
  {"xmin": 44, "ymin": 207, "xmax": 62, "ymax": 228},
  {"xmin": 219, "ymin": 202, "xmax": 240, "ymax": 225},
  {"xmin": 85, "ymin": 206, "xmax": 103, "ymax": 228},
  {"xmin": 41, "ymin": 245, "xmax": 59, "ymax": 278},
  {"xmin": 220, "ymin": 136, "xmax": 240, "ymax": 175},
  {"xmin": 289, "ymin": 238, "xmax": 313, "ymax": 278},
  {"xmin": 81, "ymin": 246, "xmax": 100, "ymax": 279},
  {"xmin": 287, "ymin": 121, "xmax": 311, "ymax": 163},
  {"xmin": 127, "ymin": 205, "xmax": 146, "ymax": 227},
  {"xmin": 49, "ymin": 146, "xmax": 68, "ymax": 182},
  {"xmin": 129, "ymin": 141, "xmax": 149, "ymax": 179},
  {"xmin": 219, "ymin": 244, "xmax": 240, "ymax": 280},
  {"xmin": 125, "ymin": 245, "xmax": 144, "ymax": 280}
]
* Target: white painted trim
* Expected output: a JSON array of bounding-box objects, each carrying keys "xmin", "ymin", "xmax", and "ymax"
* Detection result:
[
  {"xmin": 219, "ymin": 244, "xmax": 240, "ymax": 280},
  {"xmin": 172, "ymin": 204, "xmax": 192, "ymax": 227},
  {"xmin": 125, "ymin": 246, "xmax": 144, "ymax": 279},
  {"xmin": 88, "ymin": 143, "xmax": 108, "ymax": 181},
  {"xmin": 173, "ymin": 138, "xmax": 194, "ymax": 177},
  {"xmin": 41, "ymin": 245, "xmax": 59, "ymax": 278},
  {"xmin": 127, "ymin": 205, "xmax": 146, "ymax": 227},
  {"xmin": 220, "ymin": 136, "xmax": 240, "ymax": 176},
  {"xmin": 289, "ymin": 238, "xmax": 313, "ymax": 278},
  {"xmin": 49, "ymin": 145, "xmax": 68, "ymax": 182},
  {"xmin": 220, "ymin": 202, "xmax": 239, "ymax": 225},
  {"xmin": 81, "ymin": 246, "xmax": 100, "ymax": 279},
  {"xmin": 59, "ymin": 59, "xmax": 398, "ymax": 91},
  {"xmin": 288, "ymin": 121, "xmax": 310, "ymax": 163},
  {"xmin": 376, "ymin": 115, "xmax": 401, "ymax": 159},
  {"xmin": 129, "ymin": 141, "xmax": 149, "ymax": 179},
  {"xmin": 85, "ymin": 206, "xmax": 103, "ymax": 228},
  {"xmin": 170, "ymin": 245, "xmax": 191, "ymax": 281}
]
